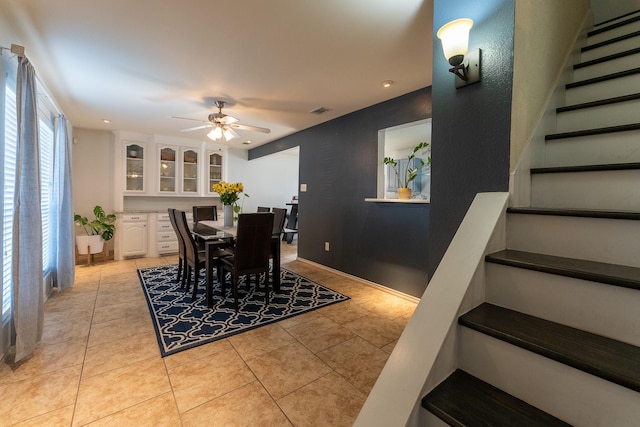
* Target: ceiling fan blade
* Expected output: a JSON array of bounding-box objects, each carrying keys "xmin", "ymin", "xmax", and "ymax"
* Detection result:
[
  {"xmin": 219, "ymin": 115, "xmax": 239, "ymax": 124},
  {"xmin": 229, "ymin": 123, "xmax": 271, "ymax": 134},
  {"xmin": 171, "ymin": 116, "xmax": 206, "ymax": 123},
  {"xmin": 180, "ymin": 124, "xmax": 211, "ymax": 132}
]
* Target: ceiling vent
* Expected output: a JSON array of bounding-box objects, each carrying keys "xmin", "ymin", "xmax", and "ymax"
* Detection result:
[{"xmin": 309, "ymin": 106, "xmax": 330, "ymax": 115}]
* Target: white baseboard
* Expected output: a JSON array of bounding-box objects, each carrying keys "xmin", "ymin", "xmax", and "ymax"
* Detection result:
[{"xmin": 295, "ymin": 257, "xmax": 420, "ymax": 304}]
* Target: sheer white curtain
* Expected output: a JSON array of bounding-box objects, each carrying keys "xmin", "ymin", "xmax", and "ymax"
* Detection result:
[
  {"xmin": 13, "ymin": 56, "xmax": 44, "ymax": 362},
  {"xmin": 51, "ymin": 115, "xmax": 75, "ymax": 290},
  {"xmin": 0, "ymin": 50, "xmax": 18, "ymax": 359}
]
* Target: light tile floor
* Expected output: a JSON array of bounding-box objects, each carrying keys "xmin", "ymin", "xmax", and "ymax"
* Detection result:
[{"xmin": 0, "ymin": 242, "xmax": 417, "ymax": 426}]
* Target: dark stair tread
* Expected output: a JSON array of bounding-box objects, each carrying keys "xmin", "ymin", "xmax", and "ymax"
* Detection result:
[
  {"xmin": 557, "ymin": 92, "xmax": 640, "ymax": 113},
  {"xmin": 422, "ymin": 370, "xmax": 571, "ymax": 427},
  {"xmin": 582, "ymin": 29, "xmax": 640, "ymax": 53},
  {"xmin": 566, "ymin": 67, "xmax": 640, "ymax": 89},
  {"xmin": 485, "ymin": 249, "xmax": 640, "ymax": 290},
  {"xmin": 545, "ymin": 123, "xmax": 640, "ymax": 141},
  {"xmin": 459, "ymin": 303, "xmax": 640, "ymax": 392},
  {"xmin": 575, "ymin": 46, "xmax": 640, "ymax": 69},
  {"xmin": 530, "ymin": 162, "xmax": 640, "ymax": 173},
  {"xmin": 591, "ymin": 10, "xmax": 640, "ymax": 29},
  {"xmin": 507, "ymin": 207, "xmax": 640, "ymax": 221},
  {"xmin": 588, "ymin": 13, "xmax": 640, "ymax": 37}
]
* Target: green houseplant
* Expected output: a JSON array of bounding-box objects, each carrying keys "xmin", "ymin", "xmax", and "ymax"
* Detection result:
[
  {"xmin": 74, "ymin": 205, "xmax": 116, "ymax": 255},
  {"xmin": 384, "ymin": 141, "xmax": 431, "ymax": 199}
]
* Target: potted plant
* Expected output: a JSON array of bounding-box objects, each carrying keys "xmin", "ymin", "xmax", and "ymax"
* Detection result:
[
  {"xmin": 384, "ymin": 141, "xmax": 431, "ymax": 199},
  {"xmin": 212, "ymin": 181, "xmax": 249, "ymax": 227},
  {"xmin": 74, "ymin": 205, "xmax": 116, "ymax": 255}
]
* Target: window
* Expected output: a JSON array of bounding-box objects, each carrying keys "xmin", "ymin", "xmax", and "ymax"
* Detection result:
[
  {"xmin": 2, "ymin": 84, "xmax": 17, "ymax": 321},
  {"xmin": 39, "ymin": 111, "xmax": 55, "ymax": 273}
]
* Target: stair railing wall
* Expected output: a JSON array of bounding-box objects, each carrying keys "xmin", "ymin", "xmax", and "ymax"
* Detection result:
[
  {"xmin": 354, "ymin": 192, "xmax": 509, "ymax": 427},
  {"xmin": 509, "ymin": 2, "xmax": 592, "ymax": 207}
]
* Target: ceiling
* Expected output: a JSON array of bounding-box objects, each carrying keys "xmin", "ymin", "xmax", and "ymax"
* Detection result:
[{"xmin": 0, "ymin": 0, "xmax": 433, "ymax": 149}]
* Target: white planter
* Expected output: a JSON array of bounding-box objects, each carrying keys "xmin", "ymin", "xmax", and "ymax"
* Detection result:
[{"xmin": 76, "ymin": 235, "xmax": 105, "ymax": 255}]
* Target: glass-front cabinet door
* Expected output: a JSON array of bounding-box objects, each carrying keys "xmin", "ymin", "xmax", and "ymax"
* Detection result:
[
  {"xmin": 182, "ymin": 149, "xmax": 199, "ymax": 194},
  {"xmin": 208, "ymin": 152, "xmax": 223, "ymax": 193},
  {"xmin": 125, "ymin": 143, "xmax": 145, "ymax": 192},
  {"xmin": 158, "ymin": 146, "xmax": 176, "ymax": 193}
]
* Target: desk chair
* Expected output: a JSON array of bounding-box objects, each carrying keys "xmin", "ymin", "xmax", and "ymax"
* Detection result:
[{"xmin": 219, "ymin": 212, "xmax": 274, "ymax": 311}]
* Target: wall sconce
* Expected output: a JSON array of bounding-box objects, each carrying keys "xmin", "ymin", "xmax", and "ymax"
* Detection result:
[{"xmin": 437, "ymin": 18, "xmax": 481, "ymax": 88}]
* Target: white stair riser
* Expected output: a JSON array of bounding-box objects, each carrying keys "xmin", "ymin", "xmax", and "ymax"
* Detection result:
[
  {"xmin": 486, "ymin": 263, "xmax": 640, "ymax": 346},
  {"xmin": 541, "ymin": 130, "xmax": 640, "ymax": 167},
  {"xmin": 581, "ymin": 36, "xmax": 640, "ymax": 62},
  {"xmin": 591, "ymin": 12, "xmax": 640, "ymax": 31},
  {"xmin": 566, "ymin": 73, "xmax": 640, "ymax": 104},
  {"xmin": 575, "ymin": 51, "xmax": 640, "ymax": 81},
  {"xmin": 506, "ymin": 213, "xmax": 640, "ymax": 267},
  {"xmin": 459, "ymin": 328, "xmax": 640, "ymax": 427},
  {"xmin": 556, "ymin": 98, "xmax": 640, "ymax": 132},
  {"xmin": 585, "ymin": 20, "xmax": 640, "ymax": 48},
  {"xmin": 531, "ymin": 169, "xmax": 640, "ymax": 211}
]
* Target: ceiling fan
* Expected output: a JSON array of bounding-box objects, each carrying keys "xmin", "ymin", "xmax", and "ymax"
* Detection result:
[{"xmin": 173, "ymin": 100, "xmax": 271, "ymax": 142}]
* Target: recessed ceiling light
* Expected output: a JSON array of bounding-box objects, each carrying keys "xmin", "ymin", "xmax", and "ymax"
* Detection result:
[
  {"xmin": 242, "ymin": 140, "xmax": 252, "ymax": 145},
  {"xmin": 102, "ymin": 119, "xmax": 111, "ymax": 124},
  {"xmin": 381, "ymin": 80, "xmax": 394, "ymax": 88}
]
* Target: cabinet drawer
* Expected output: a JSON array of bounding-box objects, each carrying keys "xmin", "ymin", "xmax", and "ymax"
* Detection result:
[
  {"xmin": 157, "ymin": 241, "xmax": 178, "ymax": 254},
  {"xmin": 121, "ymin": 213, "xmax": 147, "ymax": 222},
  {"xmin": 157, "ymin": 213, "xmax": 171, "ymax": 221},
  {"xmin": 156, "ymin": 231, "xmax": 177, "ymax": 242},
  {"xmin": 156, "ymin": 221, "xmax": 173, "ymax": 231}
]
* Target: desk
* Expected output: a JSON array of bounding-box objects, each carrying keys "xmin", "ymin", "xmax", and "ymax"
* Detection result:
[{"xmin": 192, "ymin": 220, "xmax": 281, "ymax": 308}]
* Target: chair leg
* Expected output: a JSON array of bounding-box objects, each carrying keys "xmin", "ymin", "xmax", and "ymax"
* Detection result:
[
  {"xmin": 191, "ymin": 266, "xmax": 199, "ymax": 301},
  {"xmin": 177, "ymin": 258, "xmax": 183, "ymax": 284},
  {"xmin": 264, "ymin": 270, "xmax": 270, "ymax": 305},
  {"xmin": 185, "ymin": 266, "xmax": 192, "ymax": 292},
  {"xmin": 232, "ymin": 274, "xmax": 239, "ymax": 312}
]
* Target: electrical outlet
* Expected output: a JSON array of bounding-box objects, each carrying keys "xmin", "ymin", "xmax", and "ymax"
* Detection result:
[{"xmin": 325, "ymin": 241, "xmax": 330, "ymax": 251}]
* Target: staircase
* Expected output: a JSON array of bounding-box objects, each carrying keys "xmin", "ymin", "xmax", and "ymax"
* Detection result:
[{"xmin": 422, "ymin": 11, "xmax": 640, "ymax": 426}]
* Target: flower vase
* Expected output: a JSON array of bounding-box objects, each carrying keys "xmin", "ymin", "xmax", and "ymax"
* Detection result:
[{"xmin": 223, "ymin": 204, "xmax": 234, "ymax": 228}]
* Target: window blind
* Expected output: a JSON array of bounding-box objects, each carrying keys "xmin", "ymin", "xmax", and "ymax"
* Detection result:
[{"xmin": 2, "ymin": 84, "xmax": 17, "ymax": 321}]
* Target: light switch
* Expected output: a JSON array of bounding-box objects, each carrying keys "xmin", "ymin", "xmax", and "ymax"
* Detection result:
[{"xmin": 300, "ymin": 183, "xmax": 307, "ymax": 192}]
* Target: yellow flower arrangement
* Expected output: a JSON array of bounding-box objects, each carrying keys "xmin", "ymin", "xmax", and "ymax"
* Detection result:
[{"xmin": 213, "ymin": 181, "xmax": 245, "ymax": 206}]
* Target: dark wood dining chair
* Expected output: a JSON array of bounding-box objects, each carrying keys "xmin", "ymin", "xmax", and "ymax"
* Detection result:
[
  {"xmin": 219, "ymin": 212, "xmax": 274, "ymax": 311},
  {"xmin": 192, "ymin": 205, "xmax": 218, "ymax": 223},
  {"xmin": 271, "ymin": 208, "xmax": 287, "ymax": 236},
  {"xmin": 257, "ymin": 206, "xmax": 270, "ymax": 212},
  {"xmin": 175, "ymin": 209, "xmax": 228, "ymax": 301},
  {"xmin": 168, "ymin": 208, "xmax": 187, "ymax": 287}
]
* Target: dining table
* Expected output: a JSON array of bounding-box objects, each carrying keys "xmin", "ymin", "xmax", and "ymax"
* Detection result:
[{"xmin": 192, "ymin": 219, "xmax": 281, "ymax": 308}]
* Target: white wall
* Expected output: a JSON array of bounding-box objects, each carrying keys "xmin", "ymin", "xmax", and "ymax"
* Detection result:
[
  {"xmin": 226, "ymin": 146, "xmax": 299, "ymax": 213},
  {"xmin": 71, "ymin": 127, "xmax": 115, "ymax": 229},
  {"xmin": 591, "ymin": 0, "xmax": 640, "ymax": 23}
]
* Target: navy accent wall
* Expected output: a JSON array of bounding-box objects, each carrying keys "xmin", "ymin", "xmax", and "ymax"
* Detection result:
[
  {"xmin": 250, "ymin": 88, "xmax": 432, "ymax": 297},
  {"xmin": 427, "ymin": 0, "xmax": 514, "ymax": 277}
]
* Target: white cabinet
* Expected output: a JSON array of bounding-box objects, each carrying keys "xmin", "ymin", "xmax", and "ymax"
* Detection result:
[
  {"xmin": 158, "ymin": 146, "xmax": 177, "ymax": 194},
  {"xmin": 206, "ymin": 151, "xmax": 223, "ymax": 194},
  {"xmin": 124, "ymin": 142, "xmax": 146, "ymax": 193},
  {"xmin": 121, "ymin": 214, "xmax": 148, "ymax": 257},
  {"xmin": 156, "ymin": 213, "xmax": 178, "ymax": 254},
  {"xmin": 181, "ymin": 148, "xmax": 199, "ymax": 194}
]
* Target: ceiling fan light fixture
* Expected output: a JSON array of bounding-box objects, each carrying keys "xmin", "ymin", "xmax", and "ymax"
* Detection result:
[
  {"xmin": 208, "ymin": 126, "xmax": 223, "ymax": 141},
  {"xmin": 223, "ymin": 127, "xmax": 236, "ymax": 141}
]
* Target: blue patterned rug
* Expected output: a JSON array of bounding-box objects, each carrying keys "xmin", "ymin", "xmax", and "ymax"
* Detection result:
[{"xmin": 138, "ymin": 264, "xmax": 350, "ymax": 357}]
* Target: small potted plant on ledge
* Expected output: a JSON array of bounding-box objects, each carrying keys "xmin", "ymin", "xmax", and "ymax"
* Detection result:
[
  {"xmin": 74, "ymin": 205, "xmax": 116, "ymax": 257},
  {"xmin": 384, "ymin": 141, "xmax": 431, "ymax": 200}
]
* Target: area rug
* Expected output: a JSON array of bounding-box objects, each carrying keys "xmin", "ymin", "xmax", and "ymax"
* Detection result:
[{"xmin": 138, "ymin": 264, "xmax": 350, "ymax": 357}]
